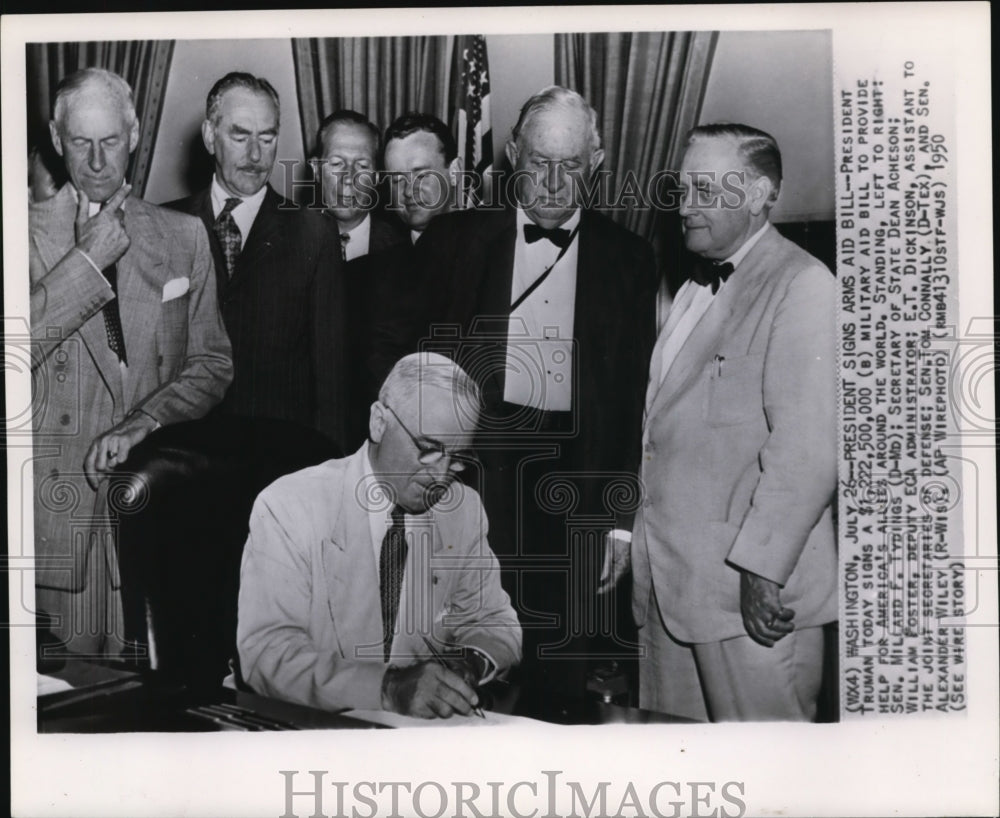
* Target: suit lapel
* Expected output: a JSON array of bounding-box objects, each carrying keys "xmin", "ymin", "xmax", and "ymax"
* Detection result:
[
  {"xmin": 119, "ymin": 199, "xmax": 168, "ymax": 407},
  {"xmin": 35, "ymin": 186, "xmax": 126, "ymax": 409},
  {"xmin": 189, "ymin": 188, "xmax": 228, "ymax": 302},
  {"xmin": 645, "ymin": 225, "xmax": 779, "ymax": 423},
  {"xmin": 474, "ymin": 209, "xmax": 518, "ymax": 401},
  {"xmin": 322, "ymin": 453, "xmax": 383, "ymax": 652},
  {"xmin": 231, "ymin": 187, "xmax": 283, "ymax": 289}
]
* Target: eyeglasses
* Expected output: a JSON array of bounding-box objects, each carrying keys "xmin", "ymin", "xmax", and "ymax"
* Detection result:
[{"xmin": 383, "ymin": 404, "xmax": 477, "ymax": 472}]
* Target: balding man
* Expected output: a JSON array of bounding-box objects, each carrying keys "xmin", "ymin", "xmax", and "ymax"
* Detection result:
[
  {"xmin": 29, "ymin": 68, "xmax": 232, "ymax": 656},
  {"xmin": 416, "ymin": 86, "xmax": 658, "ymax": 697},
  {"xmin": 606, "ymin": 124, "xmax": 837, "ymax": 721}
]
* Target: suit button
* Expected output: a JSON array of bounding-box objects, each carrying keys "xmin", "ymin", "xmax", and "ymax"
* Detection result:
[
  {"xmin": 157, "ymin": 356, "xmax": 163, "ymax": 365},
  {"xmin": 59, "ymin": 414, "xmax": 70, "ymax": 426},
  {"xmin": 50, "ymin": 468, "xmax": 59, "ymax": 478}
]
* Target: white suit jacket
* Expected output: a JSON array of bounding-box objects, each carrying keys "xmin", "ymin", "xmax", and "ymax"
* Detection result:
[
  {"xmin": 632, "ymin": 224, "xmax": 837, "ymax": 644},
  {"xmin": 237, "ymin": 446, "xmax": 522, "ymax": 711}
]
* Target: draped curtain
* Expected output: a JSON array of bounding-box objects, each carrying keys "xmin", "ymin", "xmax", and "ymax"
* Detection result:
[
  {"xmin": 26, "ymin": 40, "xmax": 175, "ymax": 199},
  {"xmin": 555, "ymin": 31, "xmax": 718, "ymax": 242},
  {"xmin": 292, "ymin": 37, "xmax": 454, "ymax": 157}
]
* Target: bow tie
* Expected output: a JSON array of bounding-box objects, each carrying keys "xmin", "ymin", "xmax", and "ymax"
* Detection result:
[
  {"xmin": 691, "ymin": 260, "xmax": 735, "ymax": 294},
  {"xmin": 523, "ymin": 222, "xmax": 574, "ymax": 249}
]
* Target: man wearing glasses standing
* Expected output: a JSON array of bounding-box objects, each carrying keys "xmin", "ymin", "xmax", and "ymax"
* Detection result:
[{"xmin": 237, "ymin": 353, "xmax": 521, "ymax": 717}]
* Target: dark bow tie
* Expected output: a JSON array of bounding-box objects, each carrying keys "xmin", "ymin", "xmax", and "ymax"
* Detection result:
[
  {"xmin": 523, "ymin": 222, "xmax": 573, "ymax": 249},
  {"xmin": 691, "ymin": 260, "xmax": 735, "ymax": 294}
]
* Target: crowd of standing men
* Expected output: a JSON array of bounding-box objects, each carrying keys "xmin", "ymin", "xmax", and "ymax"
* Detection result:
[{"xmin": 29, "ymin": 66, "xmax": 836, "ymax": 721}]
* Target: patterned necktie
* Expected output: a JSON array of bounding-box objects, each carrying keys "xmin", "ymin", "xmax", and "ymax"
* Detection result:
[
  {"xmin": 213, "ymin": 197, "xmax": 243, "ymax": 279},
  {"xmin": 379, "ymin": 506, "xmax": 407, "ymax": 661},
  {"xmin": 691, "ymin": 260, "xmax": 735, "ymax": 295},
  {"xmin": 101, "ymin": 260, "xmax": 127, "ymax": 365},
  {"xmin": 99, "ymin": 200, "xmax": 127, "ymax": 365},
  {"xmin": 339, "ymin": 232, "xmax": 350, "ymax": 262}
]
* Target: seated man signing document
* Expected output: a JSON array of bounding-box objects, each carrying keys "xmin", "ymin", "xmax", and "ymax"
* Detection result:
[{"xmin": 237, "ymin": 353, "xmax": 521, "ymax": 718}]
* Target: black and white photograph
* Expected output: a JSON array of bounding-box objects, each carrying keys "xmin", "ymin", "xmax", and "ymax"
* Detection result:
[{"xmin": 3, "ymin": 4, "xmax": 995, "ymax": 817}]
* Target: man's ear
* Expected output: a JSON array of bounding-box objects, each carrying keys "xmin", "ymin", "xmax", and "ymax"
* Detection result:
[
  {"xmin": 128, "ymin": 118, "xmax": 140, "ymax": 153},
  {"xmin": 504, "ymin": 139, "xmax": 518, "ymax": 169},
  {"xmin": 49, "ymin": 121, "xmax": 64, "ymax": 157},
  {"xmin": 588, "ymin": 147, "xmax": 605, "ymax": 175},
  {"xmin": 747, "ymin": 175, "xmax": 773, "ymax": 216},
  {"xmin": 369, "ymin": 401, "xmax": 387, "ymax": 443},
  {"xmin": 201, "ymin": 119, "xmax": 216, "ymax": 156}
]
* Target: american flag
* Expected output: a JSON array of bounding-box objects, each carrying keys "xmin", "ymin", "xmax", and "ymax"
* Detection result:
[{"xmin": 455, "ymin": 34, "xmax": 493, "ymax": 208}]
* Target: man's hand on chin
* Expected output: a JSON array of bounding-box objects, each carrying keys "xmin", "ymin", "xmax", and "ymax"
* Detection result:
[
  {"xmin": 381, "ymin": 661, "xmax": 480, "ymax": 719},
  {"xmin": 740, "ymin": 569, "xmax": 795, "ymax": 647},
  {"xmin": 83, "ymin": 411, "xmax": 159, "ymax": 489}
]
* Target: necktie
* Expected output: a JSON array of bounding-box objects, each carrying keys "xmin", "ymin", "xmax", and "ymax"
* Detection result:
[
  {"xmin": 691, "ymin": 260, "xmax": 735, "ymax": 295},
  {"xmin": 213, "ymin": 197, "xmax": 243, "ymax": 279},
  {"xmin": 379, "ymin": 506, "xmax": 407, "ymax": 661},
  {"xmin": 523, "ymin": 222, "xmax": 573, "ymax": 249},
  {"xmin": 339, "ymin": 232, "xmax": 350, "ymax": 262},
  {"xmin": 99, "ymin": 201, "xmax": 127, "ymax": 365},
  {"xmin": 101, "ymin": 260, "xmax": 128, "ymax": 365}
]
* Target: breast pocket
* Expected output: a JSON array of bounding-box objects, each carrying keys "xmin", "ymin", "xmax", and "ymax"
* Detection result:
[
  {"xmin": 156, "ymin": 293, "xmax": 190, "ymax": 370},
  {"xmin": 706, "ymin": 352, "xmax": 764, "ymax": 427}
]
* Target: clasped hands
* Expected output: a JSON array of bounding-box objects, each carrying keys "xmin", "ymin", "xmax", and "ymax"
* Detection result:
[{"xmin": 381, "ymin": 649, "xmax": 486, "ymax": 719}]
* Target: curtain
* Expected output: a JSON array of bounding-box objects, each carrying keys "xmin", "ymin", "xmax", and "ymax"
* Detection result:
[
  {"xmin": 25, "ymin": 40, "xmax": 175, "ymax": 199},
  {"xmin": 292, "ymin": 37, "xmax": 454, "ymax": 158},
  {"xmin": 555, "ymin": 31, "xmax": 718, "ymax": 241}
]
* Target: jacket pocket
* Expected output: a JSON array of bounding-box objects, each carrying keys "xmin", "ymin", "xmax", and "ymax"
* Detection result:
[{"xmin": 706, "ymin": 352, "xmax": 764, "ymax": 427}]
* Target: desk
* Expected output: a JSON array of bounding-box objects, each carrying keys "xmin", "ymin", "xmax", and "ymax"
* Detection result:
[{"xmin": 38, "ymin": 661, "xmax": 694, "ymax": 732}]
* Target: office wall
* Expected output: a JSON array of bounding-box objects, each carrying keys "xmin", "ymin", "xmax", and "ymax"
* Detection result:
[
  {"xmin": 700, "ymin": 30, "xmax": 834, "ymax": 222},
  {"xmin": 486, "ymin": 34, "xmax": 554, "ymax": 166}
]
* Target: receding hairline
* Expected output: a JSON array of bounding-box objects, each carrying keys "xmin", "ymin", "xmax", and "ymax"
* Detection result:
[{"xmin": 52, "ymin": 70, "xmax": 137, "ymax": 130}]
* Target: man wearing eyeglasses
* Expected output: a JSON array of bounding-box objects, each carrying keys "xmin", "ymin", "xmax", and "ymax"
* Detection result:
[{"xmin": 237, "ymin": 352, "xmax": 521, "ymax": 717}]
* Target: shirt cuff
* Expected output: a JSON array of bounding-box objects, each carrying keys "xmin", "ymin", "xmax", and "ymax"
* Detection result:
[
  {"xmin": 465, "ymin": 645, "xmax": 498, "ymax": 685},
  {"xmin": 609, "ymin": 528, "xmax": 633, "ymax": 543},
  {"xmin": 75, "ymin": 247, "xmax": 110, "ymax": 284}
]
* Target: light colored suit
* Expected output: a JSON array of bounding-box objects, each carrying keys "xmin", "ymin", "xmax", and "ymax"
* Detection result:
[
  {"xmin": 30, "ymin": 183, "xmax": 233, "ymax": 651},
  {"xmin": 632, "ymin": 224, "xmax": 837, "ymax": 718},
  {"xmin": 237, "ymin": 446, "xmax": 522, "ymax": 712}
]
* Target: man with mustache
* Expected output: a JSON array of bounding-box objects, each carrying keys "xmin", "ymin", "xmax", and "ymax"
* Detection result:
[
  {"xmin": 415, "ymin": 86, "xmax": 658, "ymax": 698},
  {"xmin": 604, "ymin": 124, "xmax": 837, "ymax": 721},
  {"xmin": 29, "ymin": 68, "xmax": 232, "ymax": 656},
  {"xmin": 168, "ymin": 72, "xmax": 348, "ymax": 447},
  {"xmin": 237, "ymin": 352, "xmax": 521, "ymax": 717}
]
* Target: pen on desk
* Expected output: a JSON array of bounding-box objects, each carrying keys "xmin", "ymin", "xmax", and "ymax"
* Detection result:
[{"xmin": 422, "ymin": 635, "xmax": 485, "ymax": 718}]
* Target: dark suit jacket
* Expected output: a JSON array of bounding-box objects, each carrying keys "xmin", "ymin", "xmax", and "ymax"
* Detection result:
[
  {"xmin": 167, "ymin": 186, "xmax": 348, "ymax": 447},
  {"xmin": 415, "ymin": 206, "xmax": 659, "ymax": 503}
]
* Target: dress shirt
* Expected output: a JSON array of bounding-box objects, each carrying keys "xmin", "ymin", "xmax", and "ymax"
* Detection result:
[
  {"xmin": 341, "ymin": 213, "xmax": 372, "ymax": 261},
  {"xmin": 503, "ymin": 208, "xmax": 581, "ymax": 411},
  {"xmin": 210, "ymin": 176, "xmax": 267, "ymax": 249},
  {"xmin": 651, "ymin": 222, "xmax": 769, "ymax": 390},
  {"xmin": 360, "ymin": 445, "xmax": 497, "ymax": 682}
]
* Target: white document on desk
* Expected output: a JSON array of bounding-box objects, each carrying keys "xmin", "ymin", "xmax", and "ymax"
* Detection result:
[{"xmin": 343, "ymin": 709, "xmax": 546, "ymax": 728}]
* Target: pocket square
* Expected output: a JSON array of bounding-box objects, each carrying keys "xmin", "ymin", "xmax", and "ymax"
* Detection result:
[{"xmin": 161, "ymin": 277, "xmax": 190, "ymax": 302}]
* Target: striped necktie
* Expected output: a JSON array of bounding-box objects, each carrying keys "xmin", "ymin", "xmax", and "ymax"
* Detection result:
[{"xmin": 379, "ymin": 506, "xmax": 407, "ymax": 661}]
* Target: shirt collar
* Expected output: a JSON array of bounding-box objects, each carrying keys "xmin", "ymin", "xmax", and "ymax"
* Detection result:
[
  {"xmin": 723, "ymin": 222, "xmax": 769, "ymax": 269},
  {"xmin": 69, "ymin": 182, "xmax": 129, "ymax": 217},
  {"xmin": 210, "ymin": 175, "xmax": 268, "ymax": 214}
]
